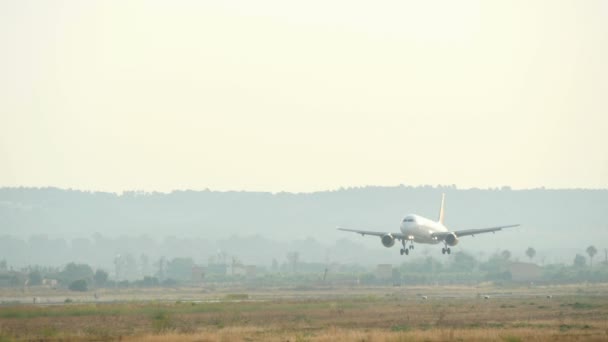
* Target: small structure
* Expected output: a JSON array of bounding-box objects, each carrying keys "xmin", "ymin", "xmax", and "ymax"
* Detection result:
[
  {"xmin": 245, "ymin": 265, "xmax": 257, "ymax": 278},
  {"xmin": 191, "ymin": 266, "xmax": 205, "ymax": 282},
  {"xmin": 42, "ymin": 279, "xmax": 58, "ymax": 287},
  {"xmin": 207, "ymin": 263, "xmax": 227, "ymax": 276},
  {"xmin": 232, "ymin": 265, "xmax": 247, "ymax": 276},
  {"xmin": 509, "ymin": 262, "xmax": 542, "ymax": 283}
]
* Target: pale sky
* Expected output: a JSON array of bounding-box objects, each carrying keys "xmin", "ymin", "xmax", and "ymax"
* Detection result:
[{"xmin": 1, "ymin": 0, "xmax": 607, "ymax": 193}]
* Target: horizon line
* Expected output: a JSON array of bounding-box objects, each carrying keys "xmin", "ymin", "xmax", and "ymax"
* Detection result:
[{"xmin": 1, "ymin": 184, "xmax": 607, "ymax": 195}]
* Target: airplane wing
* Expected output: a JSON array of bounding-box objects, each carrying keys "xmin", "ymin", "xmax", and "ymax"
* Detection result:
[
  {"xmin": 337, "ymin": 227, "xmax": 409, "ymax": 239},
  {"xmin": 432, "ymin": 224, "xmax": 520, "ymax": 239}
]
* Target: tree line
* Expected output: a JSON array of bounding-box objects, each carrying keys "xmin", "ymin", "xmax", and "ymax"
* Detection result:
[{"xmin": 1, "ymin": 244, "xmax": 606, "ymax": 291}]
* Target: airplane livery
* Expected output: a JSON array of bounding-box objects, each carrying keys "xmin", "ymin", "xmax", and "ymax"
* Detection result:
[{"xmin": 338, "ymin": 194, "xmax": 519, "ymax": 255}]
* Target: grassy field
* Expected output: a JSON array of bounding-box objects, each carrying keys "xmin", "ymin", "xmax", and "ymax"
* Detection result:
[{"xmin": 1, "ymin": 285, "xmax": 607, "ymax": 341}]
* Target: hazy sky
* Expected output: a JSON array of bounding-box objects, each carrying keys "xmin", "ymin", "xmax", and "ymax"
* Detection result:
[{"xmin": 1, "ymin": 1, "xmax": 607, "ymax": 192}]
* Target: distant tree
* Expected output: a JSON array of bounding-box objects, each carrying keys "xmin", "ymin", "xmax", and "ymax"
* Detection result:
[
  {"xmin": 28, "ymin": 270, "xmax": 43, "ymax": 286},
  {"xmin": 286, "ymin": 252, "xmax": 299, "ymax": 273},
  {"xmin": 117, "ymin": 280, "xmax": 130, "ymax": 288},
  {"xmin": 166, "ymin": 258, "xmax": 194, "ymax": 281},
  {"xmin": 161, "ymin": 278, "xmax": 178, "ymax": 287},
  {"xmin": 60, "ymin": 263, "xmax": 94, "ymax": 285},
  {"xmin": 94, "ymin": 269, "xmax": 109, "ymax": 287},
  {"xmin": 7, "ymin": 273, "xmax": 25, "ymax": 287},
  {"xmin": 573, "ymin": 254, "xmax": 586, "ymax": 268},
  {"xmin": 0, "ymin": 259, "xmax": 7, "ymax": 271},
  {"xmin": 586, "ymin": 246, "xmax": 598, "ymax": 268},
  {"xmin": 231, "ymin": 257, "xmax": 242, "ymax": 276},
  {"xmin": 141, "ymin": 276, "xmax": 159, "ymax": 287},
  {"xmin": 140, "ymin": 254, "xmax": 150, "ymax": 277},
  {"xmin": 525, "ymin": 247, "xmax": 536, "ymax": 261},
  {"xmin": 451, "ymin": 251, "xmax": 477, "ymax": 272},
  {"xmin": 217, "ymin": 251, "xmax": 228, "ymax": 265},
  {"xmin": 68, "ymin": 279, "xmax": 88, "ymax": 292},
  {"xmin": 271, "ymin": 258, "xmax": 279, "ymax": 272},
  {"xmin": 479, "ymin": 253, "xmax": 509, "ymax": 274},
  {"xmin": 156, "ymin": 257, "xmax": 167, "ymax": 280},
  {"xmin": 501, "ymin": 250, "xmax": 511, "ymax": 260},
  {"xmin": 114, "ymin": 254, "xmax": 125, "ymax": 280},
  {"xmin": 124, "ymin": 254, "xmax": 138, "ymax": 280}
]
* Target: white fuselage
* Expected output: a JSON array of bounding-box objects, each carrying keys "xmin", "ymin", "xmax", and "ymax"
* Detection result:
[
  {"xmin": 399, "ymin": 214, "xmax": 448, "ymax": 244},
  {"xmin": 338, "ymin": 193, "xmax": 518, "ymax": 256}
]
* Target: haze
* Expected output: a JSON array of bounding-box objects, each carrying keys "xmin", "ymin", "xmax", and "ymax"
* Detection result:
[{"xmin": 1, "ymin": 1, "xmax": 607, "ymax": 193}]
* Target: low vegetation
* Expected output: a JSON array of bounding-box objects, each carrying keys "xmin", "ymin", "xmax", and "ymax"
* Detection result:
[{"xmin": 1, "ymin": 285, "xmax": 607, "ymax": 341}]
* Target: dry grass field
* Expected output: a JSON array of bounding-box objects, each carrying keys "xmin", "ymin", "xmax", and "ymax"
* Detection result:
[{"xmin": 1, "ymin": 284, "xmax": 607, "ymax": 341}]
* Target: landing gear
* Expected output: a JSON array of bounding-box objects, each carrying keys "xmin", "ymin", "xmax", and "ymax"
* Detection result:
[
  {"xmin": 400, "ymin": 240, "xmax": 411, "ymax": 256},
  {"xmin": 441, "ymin": 247, "xmax": 451, "ymax": 255}
]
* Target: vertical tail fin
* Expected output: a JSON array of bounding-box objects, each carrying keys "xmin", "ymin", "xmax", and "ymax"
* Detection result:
[{"xmin": 438, "ymin": 193, "xmax": 446, "ymax": 224}]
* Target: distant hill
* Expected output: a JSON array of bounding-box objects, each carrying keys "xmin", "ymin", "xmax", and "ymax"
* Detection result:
[{"xmin": 0, "ymin": 186, "xmax": 606, "ymax": 267}]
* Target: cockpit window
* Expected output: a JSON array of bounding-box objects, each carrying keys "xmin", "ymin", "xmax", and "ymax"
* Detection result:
[{"xmin": 403, "ymin": 218, "xmax": 415, "ymax": 222}]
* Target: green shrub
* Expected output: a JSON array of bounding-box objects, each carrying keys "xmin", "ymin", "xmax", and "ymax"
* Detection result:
[
  {"xmin": 151, "ymin": 311, "xmax": 174, "ymax": 332},
  {"xmin": 68, "ymin": 279, "xmax": 88, "ymax": 292},
  {"xmin": 502, "ymin": 336, "xmax": 522, "ymax": 342},
  {"xmin": 224, "ymin": 293, "xmax": 248, "ymax": 300}
]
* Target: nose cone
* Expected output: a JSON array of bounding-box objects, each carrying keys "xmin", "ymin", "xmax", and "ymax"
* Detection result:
[
  {"xmin": 402, "ymin": 215, "xmax": 416, "ymax": 224},
  {"xmin": 401, "ymin": 215, "xmax": 417, "ymax": 231}
]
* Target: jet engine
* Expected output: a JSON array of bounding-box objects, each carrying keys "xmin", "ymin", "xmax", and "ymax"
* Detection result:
[
  {"xmin": 381, "ymin": 234, "xmax": 395, "ymax": 248},
  {"xmin": 444, "ymin": 233, "xmax": 459, "ymax": 246}
]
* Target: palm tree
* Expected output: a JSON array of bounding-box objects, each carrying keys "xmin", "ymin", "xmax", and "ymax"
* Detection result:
[
  {"xmin": 586, "ymin": 245, "xmax": 598, "ymax": 268},
  {"xmin": 501, "ymin": 250, "xmax": 511, "ymax": 260},
  {"xmin": 525, "ymin": 247, "xmax": 536, "ymax": 261}
]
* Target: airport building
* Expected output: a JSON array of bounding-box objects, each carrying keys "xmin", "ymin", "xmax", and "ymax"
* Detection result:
[{"xmin": 509, "ymin": 262, "xmax": 542, "ymax": 283}]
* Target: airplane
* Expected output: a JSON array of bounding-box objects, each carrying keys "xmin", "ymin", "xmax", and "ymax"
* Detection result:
[{"xmin": 338, "ymin": 194, "xmax": 519, "ymax": 255}]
